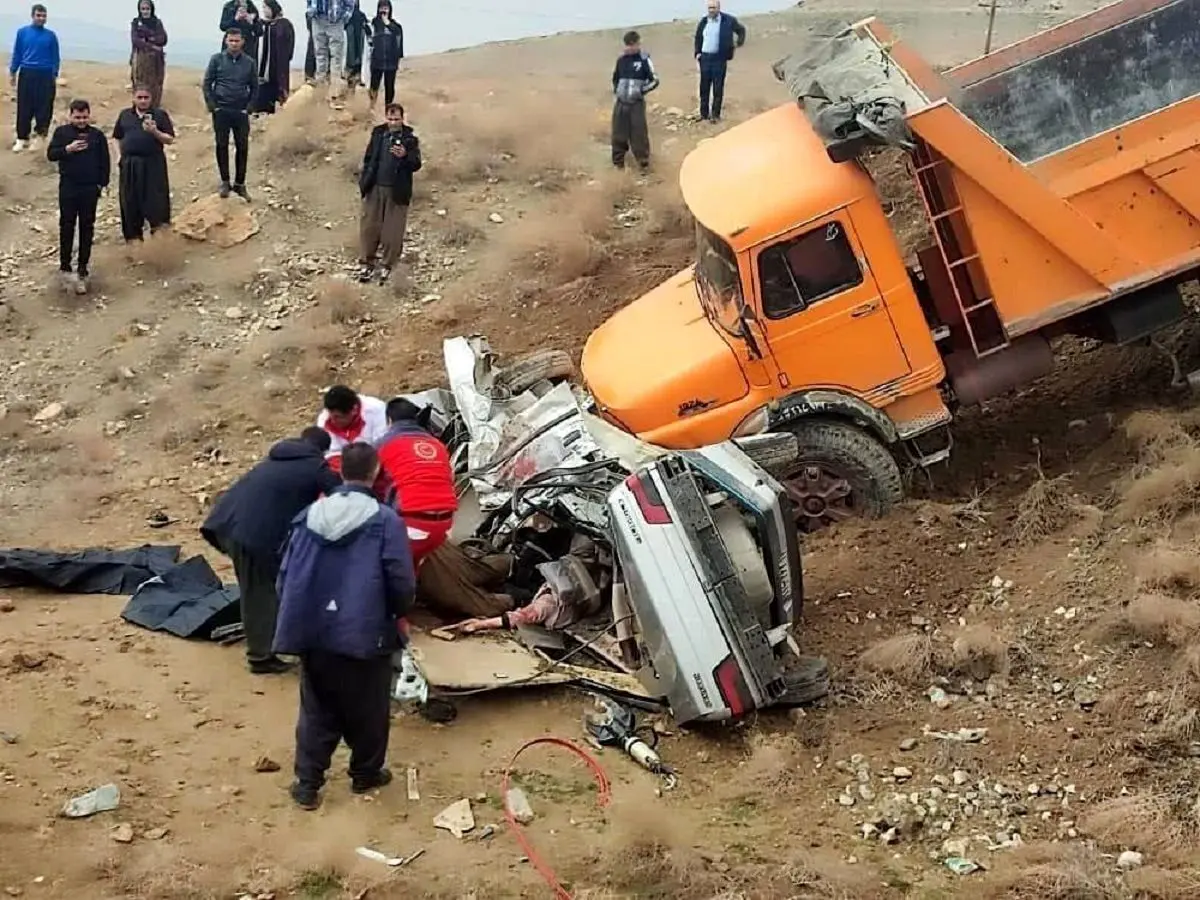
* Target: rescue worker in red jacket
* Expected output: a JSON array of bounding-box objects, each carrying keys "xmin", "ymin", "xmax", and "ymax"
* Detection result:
[{"xmin": 375, "ymin": 397, "xmax": 458, "ymax": 569}]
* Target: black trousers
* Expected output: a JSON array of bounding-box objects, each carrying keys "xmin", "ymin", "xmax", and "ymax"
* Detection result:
[
  {"xmin": 224, "ymin": 540, "xmax": 280, "ymax": 663},
  {"xmin": 118, "ymin": 154, "xmax": 171, "ymax": 241},
  {"xmin": 15, "ymin": 68, "xmax": 55, "ymax": 141},
  {"xmin": 212, "ymin": 109, "xmax": 250, "ymax": 186},
  {"xmin": 294, "ymin": 650, "xmax": 393, "ymax": 789},
  {"xmin": 368, "ymin": 68, "xmax": 397, "ymax": 105},
  {"xmin": 305, "ymin": 27, "xmax": 316, "ymax": 79},
  {"xmin": 698, "ymin": 54, "xmax": 728, "ymax": 119},
  {"xmin": 58, "ymin": 185, "xmax": 100, "ymax": 275},
  {"xmin": 611, "ymin": 99, "xmax": 650, "ymax": 169}
]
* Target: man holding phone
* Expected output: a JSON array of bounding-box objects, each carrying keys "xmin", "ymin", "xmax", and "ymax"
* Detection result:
[
  {"xmin": 46, "ymin": 99, "xmax": 109, "ymax": 295},
  {"xmin": 112, "ymin": 85, "xmax": 176, "ymax": 242},
  {"xmin": 356, "ymin": 102, "xmax": 421, "ymax": 284}
]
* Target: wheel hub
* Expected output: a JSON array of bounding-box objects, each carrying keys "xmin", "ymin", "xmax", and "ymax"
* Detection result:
[{"xmin": 784, "ymin": 464, "xmax": 854, "ymax": 531}]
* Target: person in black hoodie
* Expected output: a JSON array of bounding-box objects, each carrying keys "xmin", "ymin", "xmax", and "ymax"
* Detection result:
[
  {"xmin": 47, "ymin": 99, "xmax": 110, "ymax": 296},
  {"xmin": 201, "ymin": 426, "xmax": 342, "ymax": 674},
  {"xmin": 356, "ymin": 102, "xmax": 420, "ymax": 284},
  {"xmin": 366, "ymin": 0, "xmax": 402, "ymax": 109},
  {"xmin": 219, "ymin": 0, "xmax": 262, "ymax": 62}
]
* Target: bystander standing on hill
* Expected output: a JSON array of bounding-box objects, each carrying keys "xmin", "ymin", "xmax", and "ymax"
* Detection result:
[
  {"xmin": 203, "ymin": 29, "xmax": 258, "ymax": 200},
  {"xmin": 693, "ymin": 0, "xmax": 746, "ymax": 123},
  {"xmin": 130, "ymin": 0, "xmax": 167, "ymax": 108},
  {"xmin": 367, "ymin": 0, "xmax": 403, "ymax": 109},
  {"xmin": 306, "ymin": 0, "xmax": 354, "ymax": 102},
  {"xmin": 47, "ymin": 99, "xmax": 109, "ymax": 296},
  {"xmin": 356, "ymin": 103, "xmax": 421, "ymax": 284},
  {"xmin": 304, "ymin": 11, "xmax": 316, "ymax": 84},
  {"xmin": 220, "ymin": 0, "xmax": 263, "ymax": 62},
  {"xmin": 344, "ymin": 1, "xmax": 369, "ymax": 96},
  {"xmin": 9, "ymin": 4, "xmax": 60, "ymax": 153},
  {"xmin": 252, "ymin": 0, "xmax": 296, "ymax": 114},
  {"xmin": 610, "ymin": 30, "xmax": 658, "ymax": 171},
  {"xmin": 113, "ymin": 85, "xmax": 175, "ymax": 242}
]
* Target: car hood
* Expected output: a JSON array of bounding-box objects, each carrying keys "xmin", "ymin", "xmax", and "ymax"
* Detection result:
[{"xmin": 581, "ymin": 267, "xmax": 749, "ymax": 437}]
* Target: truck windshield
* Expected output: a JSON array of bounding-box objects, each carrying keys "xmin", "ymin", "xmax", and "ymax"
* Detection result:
[{"xmin": 694, "ymin": 221, "xmax": 744, "ymax": 337}]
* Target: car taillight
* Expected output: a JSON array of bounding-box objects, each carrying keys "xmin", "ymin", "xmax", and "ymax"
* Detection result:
[
  {"xmin": 713, "ymin": 655, "xmax": 751, "ymax": 717},
  {"xmin": 626, "ymin": 472, "xmax": 671, "ymax": 525}
]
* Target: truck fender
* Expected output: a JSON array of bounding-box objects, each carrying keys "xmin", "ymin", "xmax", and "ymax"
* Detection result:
[{"xmin": 766, "ymin": 390, "xmax": 899, "ymax": 445}]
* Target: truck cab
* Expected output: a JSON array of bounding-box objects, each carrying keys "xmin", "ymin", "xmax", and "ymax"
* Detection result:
[{"xmin": 582, "ymin": 102, "xmax": 949, "ymax": 530}]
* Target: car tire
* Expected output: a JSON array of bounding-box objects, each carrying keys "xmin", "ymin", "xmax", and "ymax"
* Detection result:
[
  {"xmin": 783, "ymin": 419, "xmax": 904, "ymax": 530},
  {"xmin": 776, "ymin": 654, "xmax": 830, "ymax": 706},
  {"xmin": 496, "ymin": 349, "xmax": 576, "ymax": 395}
]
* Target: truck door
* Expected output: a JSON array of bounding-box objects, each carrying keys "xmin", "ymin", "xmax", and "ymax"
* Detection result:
[{"xmin": 752, "ymin": 215, "xmax": 911, "ymax": 397}]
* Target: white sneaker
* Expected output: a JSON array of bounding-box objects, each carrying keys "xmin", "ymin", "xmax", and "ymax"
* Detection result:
[{"xmin": 12, "ymin": 139, "xmax": 28, "ymax": 153}]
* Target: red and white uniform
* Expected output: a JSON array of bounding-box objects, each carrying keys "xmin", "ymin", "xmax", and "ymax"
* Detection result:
[
  {"xmin": 376, "ymin": 420, "xmax": 458, "ymax": 568},
  {"xmin": 316, "ymin": 394, "xmax": 389, "ymax": 457}
]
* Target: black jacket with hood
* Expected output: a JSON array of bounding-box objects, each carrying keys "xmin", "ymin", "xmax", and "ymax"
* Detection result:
[
  {"xmin": 368, "ymin": 15, "xmax": 403, "ymax": 71},
  {"xmin": 201, "ymin": 438, "xmax": 342, "ymax": 559},
  {"xmin": 359, "ymin": 124, "xmax": 422, "ymax": 205}
]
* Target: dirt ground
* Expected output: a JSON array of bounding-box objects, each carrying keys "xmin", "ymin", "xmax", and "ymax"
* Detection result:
[{"xmin": 9, "ymin": 1, "xmax": 1200, "ymax": 898}]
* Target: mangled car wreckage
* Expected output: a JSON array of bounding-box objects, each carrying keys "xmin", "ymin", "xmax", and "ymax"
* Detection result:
[{"xmin": 400, "ymin": 337, "xmax": 828, "ymax": 726}]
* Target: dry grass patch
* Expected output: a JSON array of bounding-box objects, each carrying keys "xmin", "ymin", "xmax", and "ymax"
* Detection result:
[
  {"xmin": 974, "ymin": 842, "xmax": 1128, "ymax": 900},
  {"xmin": 312, "ymin": 277, "xmax": 367, "ymax": 325},
  {"xmin": 1136, "ymin": 542, "xmax": 1200, "ymax": 595},
  {"xmin": 439, "ymin": 217, "xmax": 486, "ymax": 248},
  {"xmin": 1012, "ymin": 472, "xmax": 1080, "ymax": 543},
  {"xmin": 858, "ymin": 633, "xmax": 934, "ymax": 682},
  {"xmin": 1118, "ymin": 410, "xmax": 1200, "ymax": 524},
  {"xmin": 947, "ymin": 624, "xmax": 1011, "ymax": 679},
  {"xmin": 127, "ymin": 229, "xmax": 187, "ymax": 275},
  {"xmin": 1081, "ymin": 792, "xmax": 1199, "ymax": 860},
  {"xmin": 1123, "ymin": 592, "xmax": 1200, "ymax": 647}
]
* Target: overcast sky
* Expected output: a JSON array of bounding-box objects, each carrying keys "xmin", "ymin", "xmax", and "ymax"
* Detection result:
[{"xmin": 37, "ymin": 0, "xmax": 794, "ymax": 56}]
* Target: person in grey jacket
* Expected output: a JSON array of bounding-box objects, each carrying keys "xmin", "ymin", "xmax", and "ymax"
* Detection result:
[
  {"xmin": 610, "ymin": 30, "xmax": 659, "ymax": 171},
  {"xmin": 203, "ymin": 29, "xmax": 258, "ymax": 200}
]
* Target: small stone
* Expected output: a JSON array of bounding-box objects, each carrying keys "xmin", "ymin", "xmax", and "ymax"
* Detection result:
[
  {"xmin": 942, "ymin": 837, "xmax": 969, "ymax": 857},
  {"xmin": 112, "ymin": 823, "xmax": 134, "ymax": 843},
  {"xmin": 224, "ymin": 306, "xmax": 245, "ymax": 320},
  {"xmin": 929, "ymin": 687, "xmax": 951, "ymax": 709},
  {"xmin": 253, "ymin": 756, "xmax": 281, "ymax": 773},
  {"xmin": 1027, "ymin": 783, "xmax": 1040, "ymax": 795},
  {"xmin": 1117, "ymin": 850, "xmax": 1144, "ymax": 870},
  {"xmin": 893, "ymin": 767, "xmax": 913, "ymax": 781},
  {"xmin": 952, "ymin": 770, "xmax": 969, "ymax": 786},
  {"xmin": 143, "ymin": 827, "xmax": 168, "ymax": 840},
  {"xmin": 837, "ymin": 793, "xmax": 856, "ymax": 807},
  {"xmin": 858, "ymin": 784, "xmax": 876, "ymax": 802},
  {"xmin": 898, "ymin": 738, "xmax": 918, "ymax": 751},
  {"xmin": 488, "ymin": 212, "xmax": 504, "ymax": 224},
  {"xmin": 1074, "ymin": 685, "xmax": 1099, "ymax": 710},
  {"xmin": 505, "ymin": 787, "xmax": 535, "ymax": 825},
  {"xmin": 32, "ymin": 402, "xmax": 64, "ymax": 423},
  {"xmin": 880, "ymin": 826, "xmax": 900, "ymax": 845},
  {"xmin": 0, "ymin": 598, "xmax": 13, "ymax": 613}
]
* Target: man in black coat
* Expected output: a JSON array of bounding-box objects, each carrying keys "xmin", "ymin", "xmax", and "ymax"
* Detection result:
[
  {"xmin": 201, "ymin": 426, "xmax": 341, "ymax": 673},
  {"xmin": 356, "ymin": 102, "xmax": 421, "ymax": 285},
  {"xmin": 693, "ymin": 0, "xmax": 746, "ymax": 122}
]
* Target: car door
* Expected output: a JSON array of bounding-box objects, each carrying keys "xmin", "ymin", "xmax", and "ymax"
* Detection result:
[{"xmin": 751, "ymin": 214, "xmax": 912, "ymax": 396}]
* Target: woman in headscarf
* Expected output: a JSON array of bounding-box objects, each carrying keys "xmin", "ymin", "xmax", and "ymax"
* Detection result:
[
  {"xmin": 130, "ymin": 0, "xmax": 168, "ymax": 108},
  {"xmin": 253, "ymin": 0, "xmax": 296, "ymax": 114}
]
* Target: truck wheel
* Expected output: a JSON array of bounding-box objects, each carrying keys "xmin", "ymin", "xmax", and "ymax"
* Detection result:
[
  {"xmin": 496, "ymin": 350, "xmax": 576, "ymax": 396},
  {"xmin": 733, "ymin": 432, "xmax": 799, "ymax": 474},
  {"xmin": 783, "ymin": 419, "xmax": 903, "ymax": 531}
]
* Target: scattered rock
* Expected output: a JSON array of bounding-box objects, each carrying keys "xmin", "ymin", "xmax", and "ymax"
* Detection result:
[
  {"xmin": 143, "ymin": 827, "xmax": 169, "ymax": 841},
  {"xmin": 487, "ymin": 212, "xmax": 504, "ymax": 224},
  {"xmin": 111, "ymin": 823, "xmax": 134, "ymax": 843},
  {"xmin": 505, "ymin": 787, "xmax": 535, "ymax": 824},
  {"xmin": 898, "ymin": 738, "xmax": 918, "ymax": 752},
  {"xmin": 893, "ymin": 767, "xmax": 913, "ymax": 781},
  {"xmin": 0, "ymin": 598, "xmax": 13, "ymax": 614},
  {"xmin": 175, "ymin": 194, "xmax": 260, "ymax": 248},
  {"xmin": 253, "ymin": 756, "xmax": 281, "ymax": 773},
  {"xmin": 32, "ymin": 402, "xmax": 63, "ymax": 423},
  {"xmin": 1117, "ymin": 850, "xmax": 1144, "ymax": 870},
  {"xmin": 434, "ymin": 798, "xmax": 475, "ymax": 838},
  {"xmin": 224, "ymin": 306, "xmax": 246, "ymax": 320}
]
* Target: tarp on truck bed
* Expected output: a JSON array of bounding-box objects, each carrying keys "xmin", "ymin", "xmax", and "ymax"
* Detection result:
[{"xmin": 772, "ymin": 25, "xmax": 926, "ymax": 151}]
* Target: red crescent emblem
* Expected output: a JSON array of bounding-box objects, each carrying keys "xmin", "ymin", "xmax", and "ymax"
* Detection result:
[{"xmin": 413, "ymin": 440, "xmax": 438, "ymax": 460}]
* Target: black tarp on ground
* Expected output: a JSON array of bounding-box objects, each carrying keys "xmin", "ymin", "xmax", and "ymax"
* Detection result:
[
  {"xmin": 0, "ymin": 545, "xmax": 181, "ymax": 594},
  {"xmin": 121, "ymin": 556, "xmax": 241, "ymax": 640}
]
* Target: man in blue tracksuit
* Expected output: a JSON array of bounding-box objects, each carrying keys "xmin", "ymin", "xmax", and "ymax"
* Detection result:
[
  {"xmin": 274, "ymin": 441, "xmax": 416, "ymax": 810},
  {"xmin": 693, "ymin": 0, "xmax": 746, "ymax": 123},
  {"xmin": 9, "ymin": 4, "xmax": 60, "ymax": 152}
]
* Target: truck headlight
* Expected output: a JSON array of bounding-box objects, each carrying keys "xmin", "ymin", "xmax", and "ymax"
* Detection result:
[{"xmin": 732, "ymin": 407, "xmax": 770, "ymax": 437}]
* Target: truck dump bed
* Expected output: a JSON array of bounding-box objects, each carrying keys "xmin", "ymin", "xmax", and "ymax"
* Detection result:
[{"xmin": 775, "ymin": 0, "xmax": 1200, "ymax": 359}]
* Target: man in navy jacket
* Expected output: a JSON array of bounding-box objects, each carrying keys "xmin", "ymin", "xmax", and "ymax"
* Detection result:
[
  {"xmin": 274, "ymin": 441, "xmax": 416, "ymax": 810},
  {"xmin": 202, "ymin": 426, "xmax": 340, "ymax": 674},
  {"xmin": 693, "ymin": 0, "xmax": 746, "ymax": 122}
]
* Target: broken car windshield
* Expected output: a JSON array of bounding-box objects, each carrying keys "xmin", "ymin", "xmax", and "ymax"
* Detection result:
[{"xmin": 694, "ymin": 221, "xmax": 744, "ymax": 336}]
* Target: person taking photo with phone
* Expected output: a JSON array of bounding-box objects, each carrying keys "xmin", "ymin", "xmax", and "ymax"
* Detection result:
[
  {"xmin": 356, "ymin": 102, "xmax": 421, "ymax": 284},
  {"xmin": 112, "ymin": 84, "xmax": 175, "ymax": 242},
  {"xmin": 47, "ymin": 99, "xmax": 109, "ymax": 295}
]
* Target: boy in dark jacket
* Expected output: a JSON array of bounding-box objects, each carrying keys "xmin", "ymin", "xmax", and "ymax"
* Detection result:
[
  {"xmin": 274, "ymin": 442, "xmax": 415, "ymax": 811},
  {"xmin": 201, "ymin": 426, "xmax": 341, "ymax": 674},
  {"xmin": 611, "ymin": 30, "xmax": 658, "ymax": 171},
  {"xmin": 356, "ymin": 102, "xmax": 421, "ymax": 284},
  {"xmin": 47, "ymin": 99, "xmax": 110, "ymax": 296},
  {"xmin": 366, "ymin": 0, "xmax": 402, "ymax": 108}
]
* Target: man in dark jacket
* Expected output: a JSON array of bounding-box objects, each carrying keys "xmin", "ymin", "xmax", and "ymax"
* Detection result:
[
  {"xmin": 203, "ymin": 29, "xmax": 258, "ymax": 200},
  {"xmin": 611, "ymin": 30, "xmax": 659, "ymax": 171},
  {"xmin": 274, "ymin": 442, "xmax": 415, "ymax": 810},
  {"xmin": 356, "ymin": 102, "xmax": 421, "ymax": 284},
  {"xmin": 201, "ymin": 426, "xmax": 341, "ymax": 674},
  {"xmin": 693, "ymin": 0, "xmax": 746, "ymax": 122},
  {"xmin": 47, "ymin": 99, "xmax": 110, "ymax": 296}
]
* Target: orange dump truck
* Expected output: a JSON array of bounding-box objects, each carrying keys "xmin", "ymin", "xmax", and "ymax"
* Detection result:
[{"xmin": 581, "ymin": 0, "xmax": 1200, "ymax": 530}]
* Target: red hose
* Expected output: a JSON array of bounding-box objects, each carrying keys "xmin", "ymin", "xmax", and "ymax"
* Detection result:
[{"xmin": 501, "ymin": 737, "xmax": 612, "ymax": 899}]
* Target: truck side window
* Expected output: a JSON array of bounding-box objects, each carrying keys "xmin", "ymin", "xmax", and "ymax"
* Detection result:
[{"xmin": 759, "ymin": 221, "xmax": 863, "ymax": 319}]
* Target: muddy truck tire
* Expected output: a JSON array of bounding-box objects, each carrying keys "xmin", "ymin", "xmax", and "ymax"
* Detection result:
[
  {"xmin": 495, "ymin": 349, "xmax": 576, "ymax": 396},
  {"xmin": 733, "ymin": 432, "xmax": 800, "ymax": 474},
  {"xmin": 782, "ymin": 419, "xmax": 904, "ymax": 531}
]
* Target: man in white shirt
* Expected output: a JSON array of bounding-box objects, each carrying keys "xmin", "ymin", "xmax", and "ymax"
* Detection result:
[
  {"xmin": 692, "ymin": 0, "xmax": 746, "ymax": 123},
  {"xmin": 316, "ymin": 384, "xmax": 389, "ymax": 457}
]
